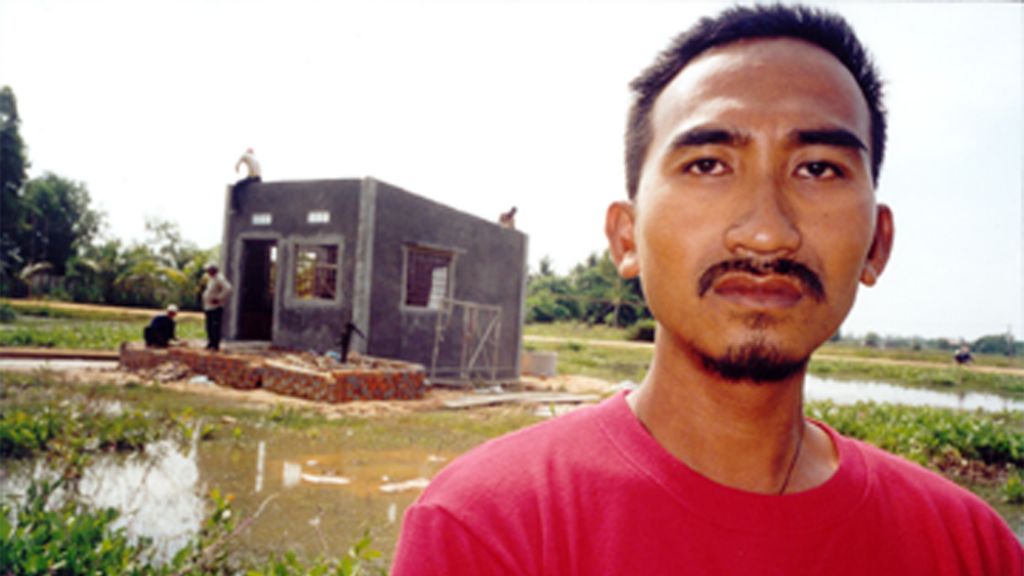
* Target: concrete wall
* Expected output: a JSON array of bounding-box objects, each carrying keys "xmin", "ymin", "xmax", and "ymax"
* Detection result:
[
  {"xmin": 368, "ymin": 181, "xmax": 527, "ymax": 380},
  {"xmin": 224, "ymin": 179, "xmax": 363, "ymax": 352},
  {"xmin": 222, "ymin": 177, "xmax": 528, "ymax": 380}
]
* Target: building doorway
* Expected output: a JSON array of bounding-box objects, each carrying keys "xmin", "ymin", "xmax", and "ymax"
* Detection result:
[{"xmin": 238, "ymin": 239, "xmax": 277, "ymax": 340}]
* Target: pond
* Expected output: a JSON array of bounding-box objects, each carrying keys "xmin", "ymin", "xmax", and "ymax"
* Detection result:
[
  {"xmin": 805, "ymin": 374, "xmax": 1024, "ymax": 412},
  {"xmin": 0, "ymin": 423, "xmax": 456, "ymax": 564},
  {"xmin": 2, "ymin": 373, "xmax": 1020, "ymax": 563}
]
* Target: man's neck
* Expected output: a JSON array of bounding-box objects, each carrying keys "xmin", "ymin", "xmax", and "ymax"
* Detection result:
[{"xmin": 628, "ymin": 331, "xmax": 839, "ymax": 495}]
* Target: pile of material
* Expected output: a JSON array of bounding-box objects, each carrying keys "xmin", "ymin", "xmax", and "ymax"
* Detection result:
[{"xmin": 118, "ymin": 343, "xmax": 426, "ymax": 404}]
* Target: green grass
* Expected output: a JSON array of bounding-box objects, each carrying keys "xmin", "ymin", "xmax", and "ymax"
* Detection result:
[
  {"xmin": 524, "ymin": 323, "xmax": 1024, "ymax": 398},
  {"xmin": 525, "ymin": 338, "xmax": 651, "ymax": 383},
  {"xmin": 0, "ymin": 316, "xmax": 205, "ymax": 350},
  {"xmin": 809, "ymin": 357, "xmax": 1024, "ymax": 399},
  {"xmin": 0, "ymin": 370, "xmax": 542, "ymax": 452},
  {"xmin": 819, "ymin": 342, "xmax": 1024, "ymax": 370},
  {"xmin": 524, "ymin": 321, "xmax": 634, "ymax": 341}
]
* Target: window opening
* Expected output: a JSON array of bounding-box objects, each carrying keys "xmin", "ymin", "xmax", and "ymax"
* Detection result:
[
  {"xmin": 294, "ymin": 244, "xmax": 338, "ymax": 301},
  {"xmin": 406, "ymin": 247, "xmax": 453, "ymax": 309}
]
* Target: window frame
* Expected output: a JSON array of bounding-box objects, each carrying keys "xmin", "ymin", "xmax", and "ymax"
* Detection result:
[
  {"xmin": 286, "ymin": 236, "xmax": 344, "ymax": 307},
  {"xmin": 401, "ymin": 244, "xmax": 458, "ymax": 312}
]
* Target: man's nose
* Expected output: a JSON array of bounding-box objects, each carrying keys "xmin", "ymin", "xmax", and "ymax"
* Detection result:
[{"xmin": 724, "ymin": 179, "xmax": 801, "ymax": 257}]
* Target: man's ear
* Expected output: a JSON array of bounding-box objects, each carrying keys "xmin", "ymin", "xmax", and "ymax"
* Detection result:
[
  {"xmin": 606, "ymin": 201, "xmax": 640, "ymax": 279},
  {"xmin": 861, "ymin": 204, "xmax": 894, "ymax": 286}
]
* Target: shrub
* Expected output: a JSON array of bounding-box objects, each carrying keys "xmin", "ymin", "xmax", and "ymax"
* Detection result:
[
  {"xmin": 628, "ymin": 319, "xmax": 656, "ymax": 342},
  {"xmin": 0, "ymin": 302, "xmax": 15, "ymax": 323},
  {"xmin": 1004, "ymin": 472, "xmax": 1024, "ymax": 504}
]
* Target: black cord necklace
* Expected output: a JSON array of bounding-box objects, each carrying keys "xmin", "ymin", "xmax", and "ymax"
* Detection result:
[{"xmin": 777, "ymin": 423, "xmax": 805, "ymax": 495}]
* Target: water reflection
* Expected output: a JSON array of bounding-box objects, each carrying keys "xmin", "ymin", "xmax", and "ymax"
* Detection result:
[
  {"xmin": 805, "ymin": 374, "xmax": 1024, "ymax": 412},
  {"xmin": 1, "ymin": 429, "xmax": 455, "ymax": 563},
  {"xmin": 79, "ymin": 438, "xmax": 204, "ymax": 560},
  {"xmin": 0, "ymin": 437, "xmax": 204, "ymax": 563}
]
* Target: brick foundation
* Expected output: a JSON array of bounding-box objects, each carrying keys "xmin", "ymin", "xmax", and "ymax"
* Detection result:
[{"xmin": 119, "ymin": 343, "xmax": 425, "ymax": 403}]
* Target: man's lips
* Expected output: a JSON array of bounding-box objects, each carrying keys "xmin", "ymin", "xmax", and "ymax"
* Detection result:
[
  {"xmin": 698, "ymin": 258, "xmax": 826, "ymax": 303},
  {"xmin": 712, "ymin": 274, "xmax": 804, "ymax": 309}
]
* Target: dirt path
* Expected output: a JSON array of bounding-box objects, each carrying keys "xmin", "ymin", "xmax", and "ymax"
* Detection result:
[{"xmin": 524, "ymin": 335, "xmax": 1024, "ymax": 377}]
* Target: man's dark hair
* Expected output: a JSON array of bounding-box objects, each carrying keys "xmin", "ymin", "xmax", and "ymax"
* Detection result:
[{"xmin": 625, "ymin": 4, "xmax": 886, "ymax": 198}]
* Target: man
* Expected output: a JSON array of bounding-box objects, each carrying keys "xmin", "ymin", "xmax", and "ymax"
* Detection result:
[
  {"xmin": 143, "ymin": 304, "xmax": 178, "ymax": 348},
  {"xmin": 202, "ymin": 263, "xmax": 232, "ymax": 351},
  {"xmin": 392, "ymin": 5, "xmax": 1021, "ymax": 575},
  {"xmin": 232, "ymin": 147, "xmax": 262, "ymax": 212}
]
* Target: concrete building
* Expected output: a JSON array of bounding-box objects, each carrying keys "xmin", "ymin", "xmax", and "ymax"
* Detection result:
[{"xmin": 219, "ymin": 177, "xmax": 528, "ymax": 383}]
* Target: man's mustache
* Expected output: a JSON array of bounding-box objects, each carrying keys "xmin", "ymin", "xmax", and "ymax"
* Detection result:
[{"xmin": 697, "ymin": 258, "xmax": 825, "ymax": 302}]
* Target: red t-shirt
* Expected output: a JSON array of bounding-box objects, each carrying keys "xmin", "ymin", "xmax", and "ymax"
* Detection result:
[{"xmin": 392, "ymin": 392, "xmax": 1022, "ymax": 575}]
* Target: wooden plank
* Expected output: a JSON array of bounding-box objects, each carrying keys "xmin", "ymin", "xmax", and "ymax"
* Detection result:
[{"xmin": 442, "ymin": 392, "xmax": 599, "ymax": 409}]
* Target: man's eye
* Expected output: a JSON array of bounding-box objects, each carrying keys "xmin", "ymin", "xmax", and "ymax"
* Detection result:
[
  {"xmin": 684, "ymin": 158, "xmax": 727, "ymax": 176},
  {"xmin": 796, "ymin": 161, "xmax": 844, "ymax": 180}
]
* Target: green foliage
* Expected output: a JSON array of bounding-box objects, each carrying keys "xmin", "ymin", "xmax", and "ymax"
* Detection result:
[
  {"xmin": 864, "ymin": 332, "xmax": 881, "ymax": 348},
  {"xmin": 0, "ymin": 98, "xmax": 214, "ymax": 307},
  {"xmin": 628, "ymin": 319, "xmax": 656, "ymax": 342},
  {"xmin": 526, "ymin": 338, "xmax": 651, "ymax": 383},
  {"xmin": 0, "ymin": 404, "xmax": 165, "ymax": 459},
  {"xmin": 807, "ymin": 401, "xmax": 1024, "ymax": 468},
  {"xmin": 526, "ymin": 251, "xmax": 648, "ymax": 327},
  {"xmin": 248, "ymin": 531, "xmax": 386, "ymax": 576},
  {"xmin": 523, "ymin": 321, "xmax": 632, "ymax": 342},
  {"xmin": 0, "ymin": 301, "xmax": 15, "ymax": 322},
  {"xmin": 19, "ymin": 173, "xmax": 102, "ymax": 276},
  {"xmin": 0, "ymin": 478, "xmax": 155, "ymax": 576},
  {"xmin": 0, "ymin": 315, "xmax": 205, "ymax": 350},
  {"xmin": 0, "ymin": 385, "xmax": 388, "ymax": 575},
  {"xmin": 1004, "ymin": 472, "xmax": 1024, "ymax": 504},
  {"xmin": 973, "ymin": 333, "xmax": 1020, "ymax": 357},
  {"xmin": 0, "ymin": 86, "xmax": 29, "ymax": 297}
]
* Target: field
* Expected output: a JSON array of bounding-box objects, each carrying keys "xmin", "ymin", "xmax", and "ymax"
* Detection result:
[
  {"xmin": 0, "ymin": 299, "xmax": 206, "ymax": 349},
  {"xmin": 523, "ymin": 323, "xmax": 1024, "ymax": 400},
  {"xmin": 2, "ymin": 302, "xmax": 1023, "ymax": 570}
]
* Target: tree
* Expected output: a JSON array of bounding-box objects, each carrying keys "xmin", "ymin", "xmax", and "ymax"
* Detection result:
[
  {"xmin": 972, "ymin": 333, "xmax": 1021, "ymax": 356},
  {"xmin": 144, "ymin": 216, "xmax": 203, "ymax": 269},
  {"xmin": 0, "ymin": 86, "xmax": 29, "ymax": 295},
  {"xmin": 571, "ymin": 251, "xmax": 646, "ymax": 327},
  {"xmin": 536, "ymin": 255, "xmax": 556, "ymax": 278},
  {"xmin": 19, "ymin": 172, "xmax": 102, "ymax": 275}
]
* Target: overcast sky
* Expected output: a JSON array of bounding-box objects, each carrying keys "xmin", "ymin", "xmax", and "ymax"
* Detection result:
[{"xmin": 1, "ymin": 0, "xmax": 1020, "ymax": 341}]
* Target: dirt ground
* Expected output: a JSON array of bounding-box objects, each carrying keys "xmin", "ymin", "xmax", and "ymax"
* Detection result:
[{"xmin": 3, "ymin": 359, "xmax": 615, "ymax": 418}]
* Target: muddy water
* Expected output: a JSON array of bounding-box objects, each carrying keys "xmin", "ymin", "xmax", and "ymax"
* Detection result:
[
  {"xmin": 0, "ymin": 426, "xmax": 456, "ymax": 563},
  {"xmin": 209, "ymin": 432, "xmax": 454, "ymax": 561},
  {"xmin": 2, "ymin": 374, "xmax": 1020, "ymax": 563}
]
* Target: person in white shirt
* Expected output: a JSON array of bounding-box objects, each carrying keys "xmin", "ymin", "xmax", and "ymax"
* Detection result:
[
  {"xmin": 202, "ymin": 263, "xmax": 232, "ymax": 351},
  {"xmin": 232, "ymin": 147, "xmax": 262, "ymax": 211}
]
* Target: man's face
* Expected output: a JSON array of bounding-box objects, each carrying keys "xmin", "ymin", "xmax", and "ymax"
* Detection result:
[{"xmin": 609, "ymin": 38, "xmax": 893, "ymax": 374}]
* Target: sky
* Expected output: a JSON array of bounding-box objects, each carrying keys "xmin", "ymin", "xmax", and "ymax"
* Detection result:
[{"xmin": 0, "ymin": 0, "xmax": 1021, "ymax": 342}]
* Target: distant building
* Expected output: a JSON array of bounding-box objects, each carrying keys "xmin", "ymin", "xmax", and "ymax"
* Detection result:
[{"xmin": 220, "ymin": 177, "xmax": 528, "ymax": 383}]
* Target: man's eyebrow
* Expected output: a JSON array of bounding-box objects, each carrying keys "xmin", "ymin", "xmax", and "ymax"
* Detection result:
[
  {"xmin": 667, "ymin": 128, "xmax": 748, "ymax": 151},
  {"xmin": 795, "ymin": 129, "xmax": 867, "ymax": 151}
]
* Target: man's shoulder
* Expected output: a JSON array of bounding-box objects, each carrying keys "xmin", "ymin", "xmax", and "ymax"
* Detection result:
[{"xmin": 841, "ymin": 430, "xmax": 1015, "ymax": 529}]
